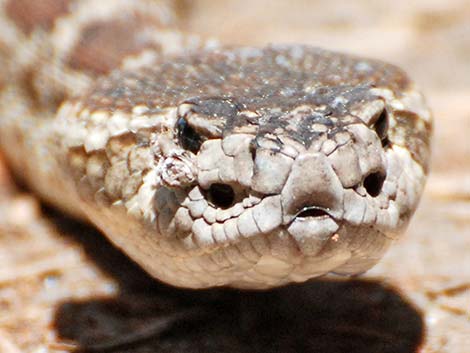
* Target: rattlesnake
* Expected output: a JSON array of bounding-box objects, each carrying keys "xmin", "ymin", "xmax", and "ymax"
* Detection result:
[{"xmin": 0, "ymin": 0, "xmax": 432, "ymax": 289}]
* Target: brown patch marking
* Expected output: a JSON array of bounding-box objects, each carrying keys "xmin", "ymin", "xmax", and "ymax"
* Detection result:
[
  {"xmin": 17, "ymin": 67, "xmax": 66, "ymax": 113},
  {"xmin": 68, "ymin": 18, "xmax": 162, "ymax": 75},
  {"xmin": 5, "ymin": 0, "xmax": 71, "ymax": 35},
  {"xmin": 393, "ymin": 110, "xmax": 432, "ymax": 173},
  {"xmin": 19, "ymin": 68, "xmax": 40, "ymax": 106},
  {"xmin": 0, "ymin": 41, "xmax": 11, "ymax": 90}
]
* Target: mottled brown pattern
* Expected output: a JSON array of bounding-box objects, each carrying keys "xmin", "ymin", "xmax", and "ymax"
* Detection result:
[
  {"xmin": 5, "ymin": 0, "xmax": 71, "ymax": 35},
  {"xmin": 68, "ymin": 17, "xmax": 162, "ymax": 75},
  {"xmin": 82, "ymin": 46, "xmax": 411, "ymax": 113}
]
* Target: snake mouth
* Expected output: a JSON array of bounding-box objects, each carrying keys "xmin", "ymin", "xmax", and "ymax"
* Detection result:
[
  {"xmin": 285, "ymin": 206, "xmax": 338, "ymax": 227},
  {"xmin": 294, "ymin": 206, "xmax": 332, "ymax": 221}
]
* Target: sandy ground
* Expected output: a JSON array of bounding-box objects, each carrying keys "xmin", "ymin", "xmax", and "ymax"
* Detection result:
[{"xmin": 0, "ymin": 1, "xmax": 469, "ymax": 352}]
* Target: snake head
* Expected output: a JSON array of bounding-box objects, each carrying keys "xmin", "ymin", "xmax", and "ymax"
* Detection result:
[
  {"xmin": 154, "ymin": 69, "xmax": 431, "ymax": 288},
  {"xmin": 59, "ymin": 45, "xmax": 432, "ymax": 288}
]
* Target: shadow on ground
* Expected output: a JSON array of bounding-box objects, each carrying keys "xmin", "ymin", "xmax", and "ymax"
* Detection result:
[{"xmin": 49, "ymin": 209, "xmax": 424, "ymax": 353}]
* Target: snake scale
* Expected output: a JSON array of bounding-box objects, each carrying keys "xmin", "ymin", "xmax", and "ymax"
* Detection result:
[{"xmin": 0, "ymin": 0, "xmax": 432, "ymax": 289}]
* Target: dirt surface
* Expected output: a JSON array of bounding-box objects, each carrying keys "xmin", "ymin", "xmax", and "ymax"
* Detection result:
[{"xmin": 1, "ymin": 1, "xmax": 469, "ymax": 352}]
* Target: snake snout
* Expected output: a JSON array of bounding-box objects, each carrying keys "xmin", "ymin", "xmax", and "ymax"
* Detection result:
[{"xmin": 281, "ymin": 152, "xmax": 345, "ymax": 224}]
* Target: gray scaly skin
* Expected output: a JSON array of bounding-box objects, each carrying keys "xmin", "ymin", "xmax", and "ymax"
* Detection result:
[{"xmin": 0, "ymin": 0, "xmax": 432, "ymax": 289}]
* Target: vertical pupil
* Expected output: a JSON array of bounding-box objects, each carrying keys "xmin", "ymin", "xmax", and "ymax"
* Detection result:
[{"xmin": 374, "ymin": 109, "xmax": 389, "ymax": 142}]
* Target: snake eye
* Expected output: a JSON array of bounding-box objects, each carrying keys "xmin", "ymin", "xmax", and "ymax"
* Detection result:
[
  {"xmin": 373, "ymin": 109, "xmax": 390, "ymax": 147},
  {"xmin": 176, "ymin": 117, "xmax": 202, "ymax": 153}
]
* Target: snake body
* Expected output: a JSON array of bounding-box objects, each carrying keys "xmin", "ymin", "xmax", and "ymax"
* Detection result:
[{"xmin": 0, "ymin": 0, "xmax": 432, "ymax": 289}]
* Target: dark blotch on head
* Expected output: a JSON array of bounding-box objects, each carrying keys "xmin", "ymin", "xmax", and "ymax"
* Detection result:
[
  {"xmin": 186, "ymin": 97, "xmax": 241, "ymax": 120},
  {"xmin": 68, "ymin": 18, "xmax": 161, "ymax": 75}
]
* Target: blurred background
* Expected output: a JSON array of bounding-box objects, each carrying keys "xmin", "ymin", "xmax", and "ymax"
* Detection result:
[{"xmin": 0, "ymin": 1, "xmax": 469, "ymax": 352}]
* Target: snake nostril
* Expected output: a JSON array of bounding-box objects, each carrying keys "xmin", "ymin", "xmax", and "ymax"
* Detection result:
[
  {"xmin": 296, "ymin": 207, "xmax": 329, "ymax": 219},
  {"xmin": 364, "ymin": 172, "xmax": 386, "ymax": 197},
  {"xmin": 208, "ymin": 183, "xmax": 235, "ymax": 209}
]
